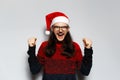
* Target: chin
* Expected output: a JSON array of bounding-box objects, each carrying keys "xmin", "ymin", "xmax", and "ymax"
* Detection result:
[
  {"xmin": 57, "ymin": 39, "xmax": 64, "ymax": 41},
  {"xmin": 56, "ymin": 37, "xmax": 65, "ymax": 42},
  {"xmin": 56, "ymin": 36, "xmax": 65, "ymax": 41}
]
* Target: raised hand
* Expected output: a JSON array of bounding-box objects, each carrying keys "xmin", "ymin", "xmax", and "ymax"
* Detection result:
[
  {"xmin": 83, "ymin": 38, "xmax": 92, "ymax": 49},
  {"xmin": 28, "ymin": 37, "xmax": 37, "ymax": 47}
]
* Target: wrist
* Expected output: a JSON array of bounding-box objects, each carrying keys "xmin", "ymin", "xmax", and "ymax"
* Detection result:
[
  {"xmin": 27, "ymin": 45, "xmax": 36, "ymax": 56},
  {"xmin": 85, "ymin": 46, "xmax": 92, "ymax": 49},
  {"xmin": 84, "ymin": 47, "xmax": 93, "ymax": 55}
]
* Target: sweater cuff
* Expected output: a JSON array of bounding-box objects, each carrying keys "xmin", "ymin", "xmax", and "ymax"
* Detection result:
[
  {"xmin": 84, "ymin": 47, "xmax": 93, "ymax": 56},
  {"xmin": 27, "ymin": 46, "xmax": 36, "ymax": 56}
]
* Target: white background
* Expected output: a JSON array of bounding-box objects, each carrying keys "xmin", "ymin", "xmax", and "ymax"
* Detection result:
[{"xmin": 0, "ymin": 0, "xmax": 120, "ymax": 80}]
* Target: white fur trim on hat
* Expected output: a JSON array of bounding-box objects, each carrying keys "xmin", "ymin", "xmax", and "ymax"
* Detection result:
[
  {"xmin": 45, "ymin": 30, "xmax": 50, "ymax": 35},
  {"xmin": 51, "ymin": 16, "xmax": 69, "ymax": 26}
]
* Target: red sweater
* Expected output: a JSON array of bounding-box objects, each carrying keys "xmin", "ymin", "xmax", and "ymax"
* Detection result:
[{"xmin": 37, "ymin": 41, "xmax": 83, "ymax": 74}]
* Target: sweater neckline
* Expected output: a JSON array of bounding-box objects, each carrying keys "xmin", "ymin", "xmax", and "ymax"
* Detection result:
[{"xmin": 56, "ymin": 42, "xmax": 62, "ymax": 47}]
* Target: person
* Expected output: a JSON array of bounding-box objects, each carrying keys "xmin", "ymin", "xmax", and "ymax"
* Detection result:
[{"xmin": 27, "ymin": 11, "xmax": 93, "ymax": 80}]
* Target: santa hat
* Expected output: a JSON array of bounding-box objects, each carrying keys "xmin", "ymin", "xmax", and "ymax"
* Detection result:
[{"xmin": 45, "ymin": 12, "xmax": 69, "ymax": 35}]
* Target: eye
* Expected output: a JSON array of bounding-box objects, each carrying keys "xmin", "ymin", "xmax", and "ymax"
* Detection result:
[
  {"xmin": 52, "ymin": 26, "xmax": 69, "ymax": 30},
  {"xmin": 53, "ymin": 26, "xmax": 59, "ymax": 28},
  {"xmin": 61, "ymin": 26, "xmax": 69, "ymax": 28}
]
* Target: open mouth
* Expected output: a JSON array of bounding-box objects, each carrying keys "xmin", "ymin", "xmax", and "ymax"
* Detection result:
[
  {"xmin": 57, "ymin": 32, "xmax": 64, "ymax": 36},
  {"xmin": 56, "ymin": 32, "xmax": 65, "ymax": 41}
]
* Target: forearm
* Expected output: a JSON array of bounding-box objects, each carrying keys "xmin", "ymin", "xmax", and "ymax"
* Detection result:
[
  {"xmin": 80, "ymin": 47, "xmax": 93, "ymax": 76},
  {"xmin": 27, "ymin": 46, "xmax": 42, "ymax": 75}
]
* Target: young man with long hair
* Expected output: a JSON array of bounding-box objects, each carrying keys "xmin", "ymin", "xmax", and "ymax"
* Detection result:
[{"xmin": 27, "ymin": 12, "xmax": 93, "ymax": 80}]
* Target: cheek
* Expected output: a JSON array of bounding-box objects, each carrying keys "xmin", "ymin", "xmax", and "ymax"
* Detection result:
[
  {"xmin": 52, "ymin": 30, "xmax": 58, "ymax": 37},
  {"xmin": 53, "ymin": 30, "xmax": 57, "ymax": 34},
  {"xmin": 64, "ymin": 30, "xmax": 69, "ymax": 34}
]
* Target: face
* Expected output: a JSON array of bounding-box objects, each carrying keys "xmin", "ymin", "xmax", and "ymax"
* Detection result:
[{"xmin": 51, "ymin": 22, "xmax": 69, "ymax": 41}]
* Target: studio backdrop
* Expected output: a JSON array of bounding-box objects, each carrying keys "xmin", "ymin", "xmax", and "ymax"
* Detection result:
[{"xmin": 0, "ymin": 0, "xmax": 120, "ymax": 80}]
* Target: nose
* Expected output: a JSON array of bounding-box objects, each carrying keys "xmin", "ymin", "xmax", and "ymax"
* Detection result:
[{"xmin": 59, "ymin": 27, "xmax": 63, "ymax": 32}]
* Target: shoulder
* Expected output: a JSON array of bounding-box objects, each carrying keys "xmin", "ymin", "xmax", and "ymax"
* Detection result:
[
  {"xmin": 73, "ymin": 42, "xmax": 82, "ymax": 50},
  {"xmin": 39, "ymin": 41, "xmax": 48, "ymax": 48},
  {"xmin": 37, "ymin": 41, "xmax": 48, "ymax": 54},
  {"xmin": 41, "ymin": 41, "xmax": 48, "ymax": 45},
  {"xmin": 72, "ymin": 42, "xmax": 83, "ymax": 59},
  {"xmin": 73, "ymin": 42, "xmax": 80, "ymax": 47}
]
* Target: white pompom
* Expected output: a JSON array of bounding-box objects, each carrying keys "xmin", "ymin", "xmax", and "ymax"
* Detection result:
[{"xmin": 45, "ymin": 30, "xmax": 50, "ymax": 35}]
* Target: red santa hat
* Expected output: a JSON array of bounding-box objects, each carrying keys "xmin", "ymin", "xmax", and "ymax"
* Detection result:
[{"xmin": 45, "ymin": 12, "xmax": 70, "ymax": 35}]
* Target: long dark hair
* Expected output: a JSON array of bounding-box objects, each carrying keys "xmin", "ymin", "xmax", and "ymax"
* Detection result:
[{"xmin": 45, "ymin": 31, "xmax": 75, "ymax": 58}]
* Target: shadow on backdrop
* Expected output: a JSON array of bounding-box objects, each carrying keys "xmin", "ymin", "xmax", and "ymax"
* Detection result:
[
  {"xmin": 77, "ymin": 71, "xmax": 86, "ymax": 80},
  {"xmin": 29, "ymin": 72, "xmax": 42, "ymax": 80}
]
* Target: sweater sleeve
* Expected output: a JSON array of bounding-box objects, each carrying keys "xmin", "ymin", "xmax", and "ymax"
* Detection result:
[
  {"xmin": 80, "ymin": 47, "xmax": 93, "ymax": 76},
  {"xmin": 27, "ymin": 46, "xmax": 42, "ymax": 75}
]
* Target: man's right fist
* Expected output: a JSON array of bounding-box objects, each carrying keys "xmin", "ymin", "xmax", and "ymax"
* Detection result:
[{"xmin": 28, "ymin": 37, "xmax": 37, "ymax": 47}]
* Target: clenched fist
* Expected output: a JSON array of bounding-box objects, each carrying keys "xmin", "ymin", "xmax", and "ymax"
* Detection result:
[
  {"xmin": 83, "ymin": 38, "xmax": 92, "ymax": 49},
  {"xmin": 28, "ymin": 37, "xmax": 37, "ymax": 47}
]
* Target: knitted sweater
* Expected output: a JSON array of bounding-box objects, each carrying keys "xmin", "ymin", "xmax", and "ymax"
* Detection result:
[{"xmin": 27, "ymin": 41, "xmax": 93, "ymax": 80}]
